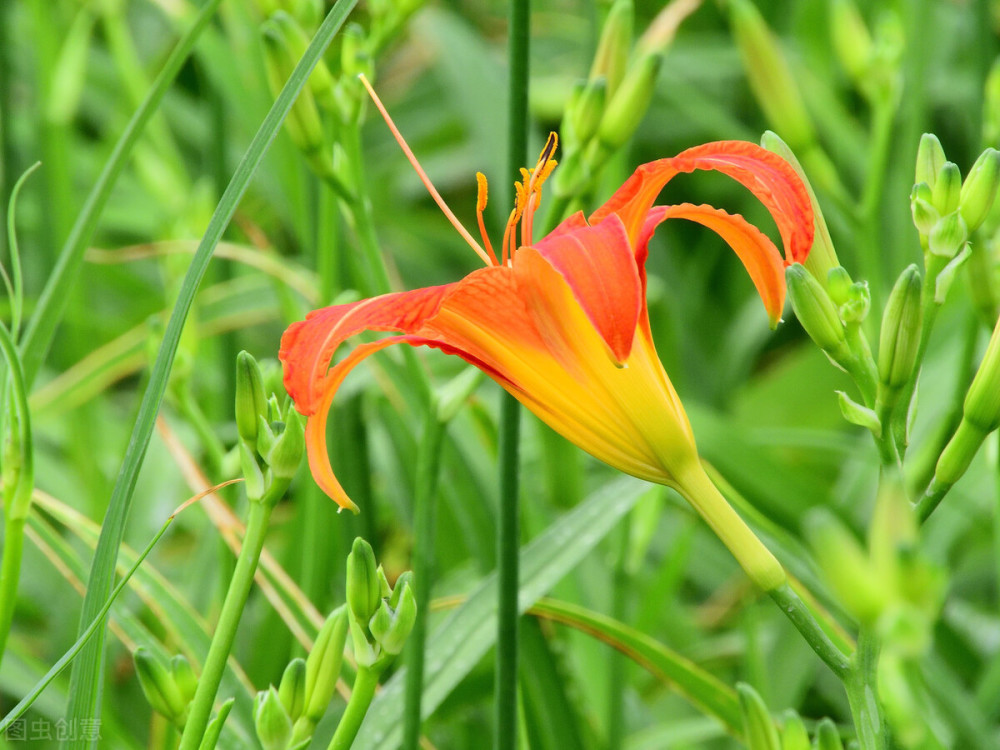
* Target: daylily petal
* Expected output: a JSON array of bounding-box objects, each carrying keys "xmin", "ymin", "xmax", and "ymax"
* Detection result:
[
  {"xmin": 533, "ymin": 214, "xmax": 642, "ymax": 364},
  {"xmin": 640, "ymin": 203, "xmax": 787, "ymax": 327},
  {"xmin": 590, "ymin": 140, "xmax": 814, "ymax": 264}
]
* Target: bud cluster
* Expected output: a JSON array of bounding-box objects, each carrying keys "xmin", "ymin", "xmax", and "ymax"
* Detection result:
[
  {"xmin": 133, "ymin": 649, "xmax": 198, "ymax": 727},
  {"xmin": 736, "ymin": 682, "xmax": 849, "ymax": 750},
  {"xmin": 235, "ymin": 351, "xmax": 304, "ymax": 506}
]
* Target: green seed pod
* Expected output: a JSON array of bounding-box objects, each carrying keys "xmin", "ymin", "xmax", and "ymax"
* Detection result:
[
  {"xmin": 729, "ymin": 0, "xmax": 814, "ymax": 150},
  {"xmin": 786, "ymin": 264, "xmax": 851, "ymax": 363},
  {"xmin": 931, "ymin": 162, "xmax": 962, "ymax": 216},
  {"xmin": 134, "ymin": 648, "xmax": 187, "ymax": 724},
  {"xmin": 737, "ymin": 683, "xmax": 780, "ymax": 750},
  {"xmin": 347, "ymin": 538, "xmax": 381, "ymax": 624},
  {"xmin": 915, "ymin": 133, "xmax": 946, "ymax": 190},
  {"xmin": 278, "ymin": 658, "xmax": 307, "ymax": 723},
  {"xmin": 877, "ymin": 265, "xmax": 923, "ymax": 397},
  {"xmin": 960, "ymin": 148, "xmax": 1000, "ymax": 232},
  {"xmin": 596, "ymin": 52, "xmax": 662, "ymax": 151},
  {"xmin": 589, "ymin": 0, "xmax": 633, "ymax": 97},
  {"xmin": 254, "ymin": 686, "xmax": 293, "ymax": 750}
]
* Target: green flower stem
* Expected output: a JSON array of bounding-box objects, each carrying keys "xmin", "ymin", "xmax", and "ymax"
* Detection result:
[
  {"xmin": 177, "ymin": 498, "xmax": 274, "ymax": 750},
  {"xmin": 607, "ymin": 516, "xmax": 631, "ymax": 749},
  {"xmin": 845, "ymin": 628, "xmax": 887, "ymax": 750},
  {"xmin": 677, "ymin": 464, "xmax": 850, "ymax": 678},
  {"xmin": 402, "ymin": 404, "xmax": 446, "ymax": 750},
  {"xmin": 0, "ymin": 515, "xmax": 26, "ymax": 667},
  {"xmin": 328, "ymin": 665, "xmax": 380, "ymax": 750}
]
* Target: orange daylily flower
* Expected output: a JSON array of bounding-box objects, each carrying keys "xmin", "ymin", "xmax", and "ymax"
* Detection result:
[{"xmin": 280, "ymin": 130, "xmax": 813, "ymax": 521}]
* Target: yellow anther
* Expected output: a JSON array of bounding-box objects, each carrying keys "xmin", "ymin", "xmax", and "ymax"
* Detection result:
[{"xmin": 476, "ymin": 172, "xmax": 489, "ymax": 212}]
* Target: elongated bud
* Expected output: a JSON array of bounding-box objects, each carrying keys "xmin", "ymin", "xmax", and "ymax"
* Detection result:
[
  {"xmin": 303, "ymin": 607, "xmax": 348, "ymax": 724},
  {"xmin": 278, "ymin": 658, "xmax": 307, "ymax": 723},
  {"xmin": 567, "ymin": 77, "xmax": 607, "ymax": 148},
  {"xmin": 928, "ymin": 211, "xmax": 968, "ymax": 258},
  {"xmin": 597, "ymin": 52, "xmax": 662, "ymax": 150},
  {"xmin": 960, "ymin": 148, "xmax": 1000, "ymax": 232},
  {"xmin": 878, "ymin": 265, "xmax": 923, "ymax": 398},
  {"xmin": 778, "ymin": 711, "xmax": 810, "ymax": 750},
  {"xmin": 589, "ymin": 0, "xmax": 633, "ymax": 96},
  {"xmin": 240, "ymin": 441, "xmax": 266, "ymax": 502},
  {"xmin": 259, "ymin": 408, "xmax": 305, "ymax": 479},
  {"xmin": 915, "ymin": 133, "xmax": 946, "ymax": 190},
  {"xmin": 236, "ymin": 351, "xmax": 268, "ymax": 449},
  {"xmin": 261, "ymin": 22, "xmax": 326, "ymax": 155},
  {"xmin": 786, "ymin": 264, "xmax": 850, "ymax": 362},
  {"xmin": 830, "ymin": 0, "xmax": 872, "ymax": 82},
  {"xmin": 964, "ymin": 315, "xmax": 1000, "ymax": 433},
  {"xmin": 255, "ymin": 686, "xmax": 293, "ymax": 750},
  {"xmin": 267, "ymin": 11, "xmax": 337, "ymax": 111},
  {"xmin": 931, "ymin": 162, "xmax": 962, "ymax": 215},
  {"xmin": 805, "ymin": 510, "xmax": 884, "ymax": 623},
  {"xmin": 170, "ymin": 654, "xmax": 198, "ymax": 705},
  {"xmin": 910, "ymin": 183, "xmax": 938, "ymax": 235},
  {"xmin": 389, "ymin": 570, "xmax": 414, "ymax": 608},
  {"xmin": 729, "ymin": 0, "xmax": 814, "ymax": 150},
  {"xmin": 347, "ymin": 538, "xmax": 381, "ymax": 624},
  {"xmin": 814, "ymin": 718, "xmax": 845, "ymax": 750},
  {"xmin": 737, "ymin": 683, "xmax": 780, "ymax": 750},
  {"xmin": 134, "ymin": 648, "xmax": 188, "ymax": 724},
  {"xmin": 761, "ymin": 132, "xmax": 840, "ymax": 283}
]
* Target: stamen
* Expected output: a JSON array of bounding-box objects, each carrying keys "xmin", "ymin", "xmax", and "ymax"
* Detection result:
[
  {"xmin": 475, "ymin": 172, "xmax": 499, "ymax": 266},
  {"xmin": 359, "ymin": 74, "xmax": 492, "ymax": 266},
  {"xmin": 520, "ymin": 133, "xmax": 560, "ymax": 247}
]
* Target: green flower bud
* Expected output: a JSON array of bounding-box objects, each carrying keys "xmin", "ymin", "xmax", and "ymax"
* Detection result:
[
  {"xmin": 928, "ymin": 212, "xmax": 968, "ymax": 258},
  {"xmin": 552, "ymin": 148, "xmax": 590, "ymax": 198},
  {"xmin": 915, "ymin": 133, "xmax": 946, "ymax": 190},
  {"xmin": 389, "ymin": 570, "xmax": 414, "ymax": 608},
  {"xmin": 729, "ymin": 0, "xmax": 814, "ymax": 150},
  {"xmin": 240, "ymin": 440, "xmax": 266, "ymax": 502},
  {"xmin": 287, "ymin": 0, "xmax": 321, "ymax": 29},
  {"xmin": 877, "ymin": 265, "xmax": 923, "ymax": 396},
  {"xmin": 267, "ymin": 11, "xmax": 337, "ymax": 112},
  {"xmin": 589, "ymin": 0, "xmax": 632, "ymax": 97},
  {"xmin": 778, "ymin": 710, "xmax": 810, "ymax": 750},
  {"xmin": 257, "ymin": 408, "xmax": 304, "ymax": 479},
  {"xmin": 597, "ymin": 52, "xmax": 662, "ymax": 151},
  {"xmin": 376, "ymin": 565, "xmax": 392, "ymax": 599},
  {"xmin": 261, "ymin": 21, "xmax": 327, "ymax": 158},
  {"xmin": 368, "ymin": 579, "xmax": 416, "ymax": 656},
  {"xmin": 567, "ymin": 77, "xmax": 607, "ymax": 148},
  {"xmin": 963, "ymin": 315, "xmax": 1000, "ymax": 433},
  {"xmin": 302, "ymin": 607, "xmax": 348, "ymax": 724},
  {"xmin": 805, "ymin": 510, "xmax": 884, "ymax": 623},
  {"xmin": 934, "ymin": 418, "xmax": 987, "ymax": 488},
  {"xmin": 236, "ymin": 351, "xmax": 268, "ymax": 449},
  {"xmin": 814, "ymin": 718, "xmax": 845, "ymax": 750},
  {"xmin": 349, "ymin": 611, "xmax": 380, "ymax": 668},
  {"xmin": 786, "ymin": 264, "xmax": 851, "ymax": 362},
  {"xmin": 278, "ymin": 658, "xmax": 307, "ymax": 723},
  {"xmin": 737, "ymin": 683, "xmax": 780, "ymax": 750},
  {"xmin": 134, "ymin": 647, "xmax": 188, "ymax": 724},
  {"xmin": 839, "ymin": 281, "xmax": 871, "ymax": 324},
  {"xmin": 909, "ymin": 183, "xmax": 938, "ymax": 236},
  {"xmin": 347, "ymin": 538, "xmax": 381, "ymax": 625},
  {"xmin": 170, "ymin": 654, "xmax": 198, "ymax": 705},
  {"xmin": 960, "ymin": 148, "xmax": 1000, "ymax": 232},
  {"xmin": 830, "ymin": 0, "xmax": 872, "ymax": 83},
  {"xmin": 931, "ymin": 162, "xmax": 962, "ymax": 216},
  {"xmin": 198, "ymin": 697, "xmax": 235, "ymax": 750},
  {"xmin": 826, "ymin": 266, "xmax": 854, "ymax": 307},
  {"xmin": 255, "ymin": 686, "xmax": 293, "ymax": 750},
  {"xmin": 932, "ymin": 244, "xmax": 970, "ymax": 303},
  {"xmin": 761, "ymin": 132, "xmax": 840, "ymax": 283}
]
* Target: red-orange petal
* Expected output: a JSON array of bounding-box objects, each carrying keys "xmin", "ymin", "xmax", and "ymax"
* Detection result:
[
  {"xmin": 640, "ymin": 204, "xmax": 787, "ymax": 327},
  {"xmin": 590, "ymin": 140, "xmax": 814, "ymax": 264},
  {"xmin": 533, "ymin": 214, "xmax": 642, "ymax": 364}
]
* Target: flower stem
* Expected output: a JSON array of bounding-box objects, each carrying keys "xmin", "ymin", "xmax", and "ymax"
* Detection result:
[
  {"xmin": 766, "ymin": 584, "xmax": 850, "ymax": 679},
  {"xmin": 402, "ymin": 406, "xmax": 446, "ymax": 750},
  {"xmin": 328, "ymin": 666, "xmax": 380, "ymax": 750},
  {"xmin": 0, "ymin": 515, "xmax": 25, "ymax": 668},
  {"xmin": 177, "ymin": 499, "xmax": 273, "ymax": 750}
]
